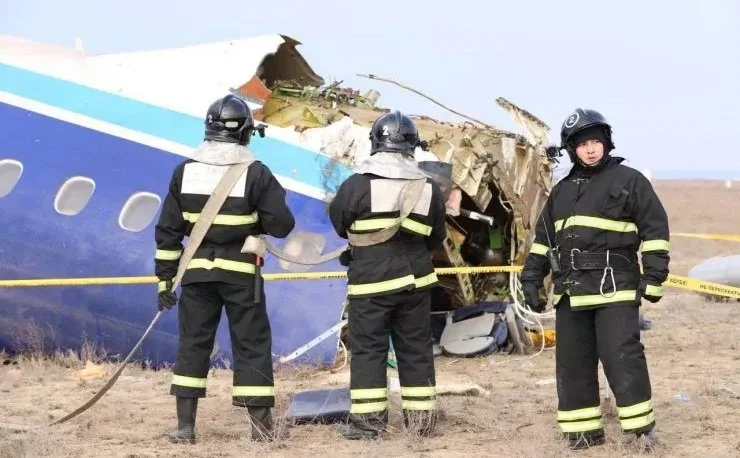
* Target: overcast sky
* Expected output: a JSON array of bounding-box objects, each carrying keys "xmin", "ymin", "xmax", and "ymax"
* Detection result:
[{"xmin": 2, "ymin": 0, "xmax": 738, "ymax": 178}]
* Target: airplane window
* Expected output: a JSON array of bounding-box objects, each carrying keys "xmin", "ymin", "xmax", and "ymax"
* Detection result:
[
  {"xmin": 0, "ymin": 159, "xmax": 23, "ymax": 198},
  {"xmin": 54, "ymin": 176, "xmax": 95, "ymax": 215},
  {"xmin": 119, "ymin": 192, "xmax": 162, "ymax": 232}
]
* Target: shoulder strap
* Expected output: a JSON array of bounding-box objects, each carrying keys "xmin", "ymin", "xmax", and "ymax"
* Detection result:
[
  {"xmin": 170, "ymin": 160, "xmax": 254, "ymax": 291},
  {"xmin": 347, "ymin": 177, "xmax": 427, "ymax": 247}
]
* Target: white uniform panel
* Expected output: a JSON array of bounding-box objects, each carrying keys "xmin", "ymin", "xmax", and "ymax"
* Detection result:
[
  {"xmin": 181, "ymin": 162, "xmax": 247, "ymax": 197},
  {"xmin": 369, "ymin": 179, "xmax": 432, "ymax": 216}
]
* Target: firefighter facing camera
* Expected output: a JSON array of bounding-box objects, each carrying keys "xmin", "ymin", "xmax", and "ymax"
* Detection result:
[
  {"xmin": 329, "ymin": 110, "xmax": 447, "ymax": 440},
  {"xmin": 154, "ymin": 94, "xmax": 295, "ymax": 444},
  {"xmin": 520, "ymin": 108, "xmax": 669, "ymax": 451}
]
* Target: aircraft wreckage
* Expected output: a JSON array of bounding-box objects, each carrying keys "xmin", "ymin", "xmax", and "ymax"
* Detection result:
[{"xmin": 232, "ymin": 63, "xmax": 558, "ymax": 358}]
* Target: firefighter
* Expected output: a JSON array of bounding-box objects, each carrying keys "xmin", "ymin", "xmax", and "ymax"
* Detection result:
[
  {"xmin": 520, "ymin": 108, "xmax": 668, "ymax": 451},
  {"xmin": 328, "ymin": 110, "xmax": 447, "ymax": 440},
  {"xmin": 154, "ymin": 94, "xmax": 295, "ymax": 444}
]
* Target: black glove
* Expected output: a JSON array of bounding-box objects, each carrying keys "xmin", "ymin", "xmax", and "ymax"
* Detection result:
[
  {"xmin": 636, "ymin": 279, "xmax": 661, "ymax": 304},
  {"xmin": 522, "ymin": 281, "xmax": 546, "ymax": 312},
  {"xmin": 157, "ymin": 279, "xmax": 178, "ymax": 311},
  {"xmin": 339, "ymin": 249, "xmax": 352, "ymax": 267}
]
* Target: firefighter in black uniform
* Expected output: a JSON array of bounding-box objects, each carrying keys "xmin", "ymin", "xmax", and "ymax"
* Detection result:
[
  {"xmin": 521, "ymin": 108, "xmax": 668, "ymax": 451},
  {"xmin": 329, "ymin": 110, "xmax": 447, "ymax": 440},
  {"xmin": 154, "ymin": 94, "xmax": 295, "ymax": 444}
]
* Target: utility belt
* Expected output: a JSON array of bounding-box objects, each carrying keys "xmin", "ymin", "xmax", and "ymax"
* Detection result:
[
  {"xmin": 555, "ymin": 248, "xmax": 636, "ymax": 299},
  {"xmin": 350, "ymin": 241, "xmax": 427, "ymax": 260},
  {"xmin": 558, "ymin": 248, "xmax": 636, "ymax": 271}
]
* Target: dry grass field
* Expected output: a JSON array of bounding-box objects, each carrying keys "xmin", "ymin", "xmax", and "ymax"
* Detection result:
[{"xmin": 1, "ymin": 179, "xmax": 739, "ymax": 457}]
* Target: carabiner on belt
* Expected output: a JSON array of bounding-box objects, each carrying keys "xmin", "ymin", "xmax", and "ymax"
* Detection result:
[{"xmin": 599, "ymin": 250, "xmax": 617, "ymax": 298}]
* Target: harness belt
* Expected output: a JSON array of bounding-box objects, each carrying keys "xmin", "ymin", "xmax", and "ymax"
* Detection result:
[{"xmin": 560, "ymin": 249, "xmax": 635, "ymax": 271}]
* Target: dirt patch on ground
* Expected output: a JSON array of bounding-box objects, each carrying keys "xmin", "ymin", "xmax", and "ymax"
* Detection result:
[{"xmin": 1, "ymin": 179, "xmax": 739, "ymax": 457}]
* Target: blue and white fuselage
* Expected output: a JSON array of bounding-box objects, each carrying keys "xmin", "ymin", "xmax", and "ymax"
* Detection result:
[{"xmin": 0, "ymin": 34, "xmax": 355, "ymax": 367}]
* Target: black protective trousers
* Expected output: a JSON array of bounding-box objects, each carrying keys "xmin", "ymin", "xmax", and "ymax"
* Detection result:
[
  {"xmin": 169, "ymin": 281, "xmax": 275, "ymax": 407},
  {"xmin": 555, "ymin": 295, "xmax": 656, "ymax": 438},
  {"xmin": 348, "ymin": 289, "xmax": 437, "ymax": 427}
]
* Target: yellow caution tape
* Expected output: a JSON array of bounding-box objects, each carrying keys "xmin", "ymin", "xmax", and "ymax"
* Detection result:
[
  {"xmin": 665, "ymin": 274, "xmax": 740, "ymax": 299},
  {"xmin": 0, "ymin": 265, "xmax": 522, "ymax": 288},
  {"xmin": 671, "ymin": 232, "xmax": 740, "ymax": 242},
  {"xmin": 0, "ymin": 266, "xmax": 738, "ymax": 299}
]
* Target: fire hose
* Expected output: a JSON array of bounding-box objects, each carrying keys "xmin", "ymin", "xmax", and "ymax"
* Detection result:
[
  {"xmin": 0, "ymin": 160, "xmax": 519, "ymax": 429},
  {"xmin": 0, "ymin": 264, "xmax": 525, "ymax": 432},
  {"xmin": 5, "ymin": 262, "xmax": 733, "ymax": 431}
]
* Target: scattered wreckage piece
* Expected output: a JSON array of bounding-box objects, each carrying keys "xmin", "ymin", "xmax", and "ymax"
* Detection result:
[{"xmin": 284, "ymin": 375, "xmax": 492, "ymax": 425}]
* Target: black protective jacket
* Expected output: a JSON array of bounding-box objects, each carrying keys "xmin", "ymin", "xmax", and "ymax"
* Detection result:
[
  {"xmin": 329, "ymin": 172, "xmax": 447, "ymax": 299},
  {"xmin": 521, "ymin": 156, "xmax": 670, "ymax": 310},
  {"xmin": 154, "ymin": 159, "xmax": 295, "ymax": 286}
]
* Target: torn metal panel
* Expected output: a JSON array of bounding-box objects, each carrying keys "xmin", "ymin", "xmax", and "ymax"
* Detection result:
[
  {"xmin": 247, "ymin": 74, "xmax": 555, "ymax": 307},
  {"xmin": 495, "ymin": 97, "xmax": 551, "ymax": 149}
]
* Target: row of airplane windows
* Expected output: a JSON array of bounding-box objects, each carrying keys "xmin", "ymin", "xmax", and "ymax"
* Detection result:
[{"xmin": 0, "ymin": 159, "xmax": 162, "ymax": 232}]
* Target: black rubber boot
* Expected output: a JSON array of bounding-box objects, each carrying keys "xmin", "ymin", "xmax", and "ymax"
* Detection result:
[
  {"xmin": 634, "ymin": 426, "xmax": 659, "ymax": 453},
  {"xmin": 248, "ymin": 406, "xmax": 276, "ymax": 442},
  {"xmin": 168, "ymin": 397, "xmax": 198, "ymax": 444},
  {"xmin": 568, "ymin": 431, "xmax": 606, "ymax": 450},
  {"xmin": 338, "ymin": 412, "xmax": 387, "ymax": 440},
  {"xmin": 403, "ymin": 409, "xmax": 438, "ymax": 437}
]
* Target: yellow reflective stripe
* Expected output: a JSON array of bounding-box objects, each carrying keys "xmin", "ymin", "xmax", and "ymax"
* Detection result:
[
  {"xmin": 172, "ymin": 374, "xmax": 207, "ymax": 388},
  {"xmin": 530, "ymin": 243, "xmax": 549, "ymax": 256},
  {"xmin": 641, "ymin": 239, "xmax": 670, "ymax": 252},
  {"xmin": 400, "ymin": 219, "xmax": 432, "ymax": 235},
  {"xmin": 400, "ymin": 386, "xmax": 436, "ymax": 397},
  {"xmin": 645, "ymin": 284, "xmax": 662, "ymax": 297},
  {"xmin": 182, "ymin": 212, "xmax": 258, "ymax": 226},
  {"xmin": 620, "ymin": 411, "xmax": 655, "ymax": 431},
  {"xmin": 350, "ymin": 388, "xmax": 388, "ymax": 400},
  {"xmin": 347, "ymin": 273, "xmax": 437, "ymax": 296},
  {"xmin": 559, "ymin": 419, "xmax": 603, "ymax": 433},
  {"xmin": 350, "ymin": 217, "xmax": 431, "ymax": 236},
  {"xmin": 187, "ymin": 258, "xmax": 256, "ymax": 274},
  {"xmin": 157, "ymin": 281, "xmax": 168, "ymax": 293},
  {"xmin": 570, "ymin": 290, "xmax": 636, "ymax": 307},
  {"xmin": 232, "ymin": 386, "xmax": 275, "ymax": 397},
  {"xmin": 554, "ymin": 215, "xmax": 638, "ymax": 233},
  {"xmin": 347, "ymin": 275, "xmax": 415, "ymax": 296},
  {"xmin": 618, "ymin": 400, "xmax": 652, "ymax": 418},
  {"xmin": 350, "ymin": 401, "xmax": 388, "ymax": 414},
  {"xmin": 554, "ymin": 293, "xmax": 563, "ymax": 304},
  {"xmin": 350, "ymin": 218, "xmax": 400, "ymax": 231},
  {"xmin": 414, "ymin": 272, "xmax": 438, "ymax": 288},
  {"xmin": 155, "ymin": 249, "xmax": 182, "ymax": 261},
  {"xmin": 557, "ymin": 406, "xmax": 601, "ymax": 421},
  {"xmin": 402, "ymin": 399, "xmax": 436, "ymax": 410}
]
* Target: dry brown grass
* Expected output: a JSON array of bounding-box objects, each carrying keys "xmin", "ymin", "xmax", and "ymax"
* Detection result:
[{"xmin": 1, "ymin": 179, "xmax": 740, "ymax": 457}]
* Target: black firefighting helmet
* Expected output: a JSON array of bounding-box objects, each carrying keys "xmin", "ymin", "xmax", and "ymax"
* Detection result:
[
  {"xmin": 369, "ymin": 110, "xmax": 422, "ymax": 157},
  {"xmin": 560, "ymin": 108, "xmax": 615, "ymax": 162},
  {"xmin": 204, "ymin": 94, "xmax": 255, "ymax": 145}
]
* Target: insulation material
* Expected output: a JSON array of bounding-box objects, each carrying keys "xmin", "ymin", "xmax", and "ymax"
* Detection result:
[{"xmin": 298, "ymin": 116, "xmax": 372, "ymax": 163}]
